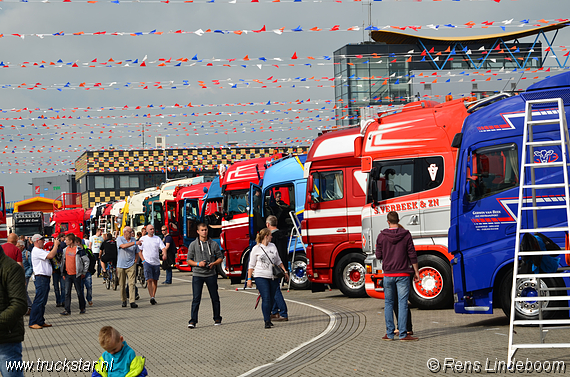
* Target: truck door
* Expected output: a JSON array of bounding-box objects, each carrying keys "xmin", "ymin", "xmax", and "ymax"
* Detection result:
[
  {"xmin": 248, "ymin": 184, "xmax": 264, "ymax": 243},
  {"xmin": 418, "ymin": 156, "xmax": 448, "ymax": 238},
  {"xmin": 183, "ymin": 198, "xmax": 200, "ymax": 246},
  {"xmin": 457, "ymin": 143, "xmax": 520, "ymax": 293},
  {"xmin": 369, "ymin": 159, "xmax": 421, "ymax": 243},
  {"xmin": 306, "ymin": 169, "xmax": 348, "ymax": 270}
]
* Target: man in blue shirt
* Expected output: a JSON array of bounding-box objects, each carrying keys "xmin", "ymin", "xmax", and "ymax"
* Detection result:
[{"xmin": 116, "ymin": 227, "xmax": 140, "ymax": 309}]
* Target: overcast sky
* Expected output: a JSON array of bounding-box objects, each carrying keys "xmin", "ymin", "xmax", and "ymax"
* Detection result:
[{"xmin": 1, "ymin": 0, "xmax": 568, "ymax": 202}]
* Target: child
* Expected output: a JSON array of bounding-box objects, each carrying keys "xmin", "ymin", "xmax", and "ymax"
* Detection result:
[{"xmin": 92, "ymin": 326, "xmax": 147, "ymax": 377}]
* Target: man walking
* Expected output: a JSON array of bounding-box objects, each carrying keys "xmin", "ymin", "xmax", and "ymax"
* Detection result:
[
  {"xmin": 136, "ymin": 225, "xmax": 165, "ymax": 305},
  {"xmin": 375, "ymin": 211, "xmax": 420, "ymax": 341},
  {"xmin": 266, "ymin": 215, "xmax": 289, "ymax": 322},
  {"xmin": 186, "ymin": 223, "xmax": 224, "ymax": 328},
  {"xmin": 29, "ymin": 234, "xmax": 58, "ymax": 329},
  {"xmin": 0, "ymin": 244, "xmax": 28, "ymax": 377},
  {"xmin": 161, "ymin": 226, "xmax": 176, "ymax": 285},
  {"xmin": 89, "ymin": 229, "xmax": 104, "ymax": 278},
  {"xmin": 117, "ymin": 227, "xmax": 140, "ymax": 308},
  {"xmin": 60, "ymin": 234, "xmax": 89, "ymax": 316}
]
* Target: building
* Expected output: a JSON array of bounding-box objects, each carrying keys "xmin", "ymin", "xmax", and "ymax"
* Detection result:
[
  {"xmin": 334, "ymin": 21, "xmax": 569, "ymax": 127},
  {"xmin": 75, "ymin": 146, "xmax": 308, "ymax": 208},
  {"xmin": 27, "ymin": 174, "xmax": 76, "ymax": 200}
]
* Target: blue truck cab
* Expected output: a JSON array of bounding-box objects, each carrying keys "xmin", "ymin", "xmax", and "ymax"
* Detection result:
[
  {"xmin": 249, "ymin": 154, "xmax": 309, "ymax": 289},
  {"xmin": 450, "ymin": 71, "xmax": 570, "ymax": 320}
]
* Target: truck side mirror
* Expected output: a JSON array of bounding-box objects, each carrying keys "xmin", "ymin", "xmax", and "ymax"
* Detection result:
[{"xmin": 369, "ymin": 167, "xmax": 379, "ymax": 206}]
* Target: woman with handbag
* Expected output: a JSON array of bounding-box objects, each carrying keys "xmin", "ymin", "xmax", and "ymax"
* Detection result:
[{"xmin": 247, "ymin": 228, "xmax": 289, "ymax": 329}]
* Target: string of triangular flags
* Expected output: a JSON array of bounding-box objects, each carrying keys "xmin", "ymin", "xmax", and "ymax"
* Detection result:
[{"xmin": 1, "ymin": 19, "xmax": 566, "ymax": 40}]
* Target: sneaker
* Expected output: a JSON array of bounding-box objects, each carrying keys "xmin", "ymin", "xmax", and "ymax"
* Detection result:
[
  {"xmin": 60, "ymin": 311, "xmax": 70, "ymax": 316},
  {"xmin": 382, "ymin": 334, "xmax": 394, "ymax": 341},
  {"xmin": 161, "ymin": 281, "xmax": 172, "ymax": 285},
  {"xmin": 41, "ymin": 323, "xmax": 52, "ymax": 327},
  {"xmin": 122, "ymin": 301, "xmax": 127, "ymax": 308},
  {"xmin": 265, "ymin": 321, "xmax": 272, "ymax": 329},
  {"xmin": 400, "ymin": 335, "xmax": 419, "ymax": 341},
  {"xmin": 130, "ymin": 303, "xmax": 138, "ymax": 309},
  {"xmin": 88, "ymin": 301, "xmax": 93, "ymax": 306},
  {"xmin": 25, "ymin": 308, "xmax": 31, "ymax": 316},
  {"xmin": 273, "ymin": 315, "xmax": 288, "ymax": 322},
  {"xmin": 270, "ymin": 314, "xmax": 279, "ymax": 319},
  {"xmin": 135, "ymin": 294, "xmax": 140, "ymax": 301},
  {"xmin": 214, "ymin": 320, "xmax": 222, "ymax": 326},
  {"xmin": 150, "ymin": 298, "xmax": 157, "ymax": 305},
  {"xmin": 29, "ymin": 324, "xmax": 43, "ymax": 329},
  {"xmin": 188, "ymin": 322, "xmax": 196, "ymax": 329},
  {"xmin": 80, "ymin": 310, "xmax": 86, "ymax": 314}
]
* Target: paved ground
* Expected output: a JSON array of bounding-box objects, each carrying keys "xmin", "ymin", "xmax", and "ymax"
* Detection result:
[{"xmin": 18, "ymin": 270, "xmax": 570, "ymax": 376}]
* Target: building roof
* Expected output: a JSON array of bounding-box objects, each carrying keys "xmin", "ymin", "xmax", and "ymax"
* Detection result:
[
  {"xmin": 14, "ymin": 196, "xmax": 62, "ymax": 213},
  {"xmin": 370, "ymin": 21, "xmax": 569, "ymax": 45}
]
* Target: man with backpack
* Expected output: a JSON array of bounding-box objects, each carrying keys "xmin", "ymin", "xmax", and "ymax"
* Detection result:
[
  {"xmin": 79, "ymin": 236, "xmax": 97, "ymax": 307},
  {"xmin": 60, "ymin": 234, "xmax": 90, "ymax": 316}
]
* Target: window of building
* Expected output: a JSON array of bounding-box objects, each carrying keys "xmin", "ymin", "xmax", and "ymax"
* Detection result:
[{"xmin": 119, "ymin": 175, "xmax": 140, "ymax": 188}]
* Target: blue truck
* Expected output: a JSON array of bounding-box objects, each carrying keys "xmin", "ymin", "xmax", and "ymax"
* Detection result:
[
  {"xmin": 248, "ymin": 154, "xmax": 309, "ymax": 289},
  {"xmin": 450, "ymin": 71, "xmax": 570, "ymax": 321}
]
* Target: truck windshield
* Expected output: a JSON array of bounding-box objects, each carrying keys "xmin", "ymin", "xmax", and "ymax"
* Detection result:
[
  {"xmin": 225, "ymin": 189, "xmax": 249, "ymax": 215},
  {"xmin": 133, "ymin": 214, "xmax": 145, "ymax": 228},
  {"xmin": 15, "ymin": 224, "xmax": 42, "ymax": 237},
  {"xmin": 467, "ymin": 144, "xmax": 519, "ymax": 202}
]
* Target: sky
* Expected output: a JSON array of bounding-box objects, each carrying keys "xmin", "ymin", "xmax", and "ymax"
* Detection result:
[{"xmin": 0, "ymin": 0, "xmax": 568, "ymax": 202}]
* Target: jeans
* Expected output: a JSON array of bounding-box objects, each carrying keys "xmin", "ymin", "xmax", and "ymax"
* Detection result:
[
  {"xmin": 164, "ymin": 269, "xmax": 172, "ymax": 284},
  {"xmin": 64, "ymin": 275, "xmax": 86, "ymax": 313},
  {"xmin": 271, "ymin": 282, "xmax": 288, "ymax": 318},
  {"xmin": 255, "ymin": 277, "xmax": 279, "ymax": 322},
  {"xmin": 52, "ymin": 272, "xmax": 65, "ymax": 306},
  {"xmin": 191, "ymin": 275, "xmax": 221, "ymax": 323},
  {"xmin": 0, "ymin": 342, "xmax": 24, "ymax": 377},
  {"xmin": 29, "ymin": 275, "xmax": 50, "ymax": 326},
  {"xmin": 94, "ymin": 253, "xmax": 101, "ymax": 276},
  {"xmin": 82, "ymin": 272, "xmax": 92, "ymax": 303},
  {"xmin": 24, "ymin": 277, "xmax": 32, "ymax": 309},
  {"xmin": 118, "ymin": 264, "xmax": 137, "ymax": 304},
  {"xmin": 383, "ymin": 276, "xmax": 411, "ymax": 340}
]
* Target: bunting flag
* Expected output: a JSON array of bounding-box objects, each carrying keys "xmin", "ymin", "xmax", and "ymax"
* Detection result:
[
  {"xmin": 0, "ymin": 0, "xmax": 517, "ymax": 3},
  {"xmin": 0, "ymin": 66, "xmax": 563, "ymax": 91},
  {"xmin": 0, "ymin": 98, "xmax": 333, "ymax": 117},
  {"xmin": 3, "ymin": 44, "xmax": 569, "ymax": 70},
  {"xmin": 0, "ymin": 19, "xmax": 566, "ymax": 40}
]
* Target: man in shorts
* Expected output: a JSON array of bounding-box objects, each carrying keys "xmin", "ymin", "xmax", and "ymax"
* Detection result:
[{"xmin": 136, "ymin": 225, "xmax": 166, "ymax": 305}]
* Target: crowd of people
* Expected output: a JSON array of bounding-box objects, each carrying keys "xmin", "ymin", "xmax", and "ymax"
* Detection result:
[{"xmin": 0, "ymin": 212, "xmax": 325, "ymax": 376}]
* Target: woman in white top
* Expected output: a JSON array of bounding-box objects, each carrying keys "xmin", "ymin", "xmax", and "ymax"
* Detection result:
[{"xmin": 247, "ymin": 228, "xmax": 289, "ymax": 329}]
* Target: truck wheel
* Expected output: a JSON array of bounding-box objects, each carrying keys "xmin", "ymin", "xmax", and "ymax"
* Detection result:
[
  {"xmin": 289, "ymin": 253, "xmax": 311, "ymax": 290},
  {"xmin": 216, "ymin": 258, "xmax": 228, "ymax": 279},
  {"xmin": 335, "ymin": 253, "xmax": 367, "ymax": 298},
  {"xmin": 500, "ymin": 270, "xmax": 565, "ymax": 321},
  {"xmin": 409, "ymin": 254, "xmax": 453, "ymax": 309}
]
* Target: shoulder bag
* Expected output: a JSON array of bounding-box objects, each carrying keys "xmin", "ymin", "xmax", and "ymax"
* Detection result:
[{"xmin": 260, "ymin": 246, "xmax": 285, "ymax": 280}]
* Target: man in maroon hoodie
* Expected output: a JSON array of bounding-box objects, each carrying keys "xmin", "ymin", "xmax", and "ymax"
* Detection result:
[{"xmin": 376, "ymin": 211, "xmax": 420, "ymax": 341}]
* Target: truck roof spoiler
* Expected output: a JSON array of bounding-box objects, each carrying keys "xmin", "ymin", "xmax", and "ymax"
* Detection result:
[{"xmin": 466, "ymin": 93, "xmax": 511, "ymax": 114}]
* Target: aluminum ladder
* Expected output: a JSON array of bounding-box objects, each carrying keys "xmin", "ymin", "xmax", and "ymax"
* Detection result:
[
  {"xmin": 286, "ymin": 211, "xmax": 309, "ymax": 291},
  {"xmin": 508, "ymin": 98, "xmax": 570, "ymax": 365}
]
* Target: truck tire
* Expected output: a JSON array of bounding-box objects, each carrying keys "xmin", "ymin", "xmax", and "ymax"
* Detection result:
[
  {"xmin": 409, "ymin": 254, "xmax": 453, "ymax": 310},
  {"xmin": 335, "ymin": 253, "xmax": 367, "ymax": 298},
  {"xmin": 289, "ymin": 253, "xmax": 311, "ymax": 290},
  {"xmin": 499, "ymin": 269, "xmax": 566, "ymax": 321},
  {"xmin": 216, "ymin": 257, "xmax": 228, "ymax": 279}
]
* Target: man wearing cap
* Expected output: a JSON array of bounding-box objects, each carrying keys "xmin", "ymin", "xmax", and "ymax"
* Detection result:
[{"xmin": 29, "ymin": 234, "xmax": 59, "ymax": 329}]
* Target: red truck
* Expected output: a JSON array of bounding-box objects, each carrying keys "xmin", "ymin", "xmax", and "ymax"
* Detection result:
[
  {"xmin": 302, "ymin": 127, "xmax": 369, "ymax": 297},
  {"xmin": 220, "ymin": 154, "xmax": 282, "ymax": 283},
  {"xmin": 52, "ymin": 193, "xmax": 86, "ymax": 239}
]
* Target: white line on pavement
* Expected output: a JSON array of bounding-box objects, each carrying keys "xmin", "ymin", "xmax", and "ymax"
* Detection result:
[{"xmin": 236, "ymin": 290, "xmax": 337, "ymax": 377}]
